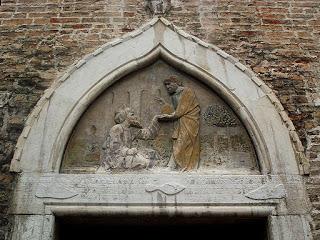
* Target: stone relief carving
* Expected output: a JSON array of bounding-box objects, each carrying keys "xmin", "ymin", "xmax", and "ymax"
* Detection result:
[
  {"xmin": 145, "ymin": 183, "xmax": 186, "ymax": 195},
  {"xmin": 62, "ymin": 60, "xmax": 258, "ymax": 174},
  {"xmin": 145, "ymin": 0, "xmax": 171, "ymax": 15},
  {"xmin": 35, "ymin": 181, "xmax": 78, "ymax": 199},
  {"xmin": 245, "ymin": 184, "xmax": 286, "ymax": 200},
  {"xmin": 98, "ymin": 107, "xmax": 162, "ymax": 172},
  {"xmin": 203, "ymin": 105, "xmax": 238, "ymax": 127},
  {"xmin": 98, "ymin": 75, "xmax": 201, "ymax": 172},
  {"xmin": 156, "ymin": 76, "xmax": 201, "ymax": 171}
]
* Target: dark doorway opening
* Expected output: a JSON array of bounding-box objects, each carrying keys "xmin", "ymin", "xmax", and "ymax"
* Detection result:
[{"xmin": 54, "ymin": 214, "xmax": 269, "ymax": 240}]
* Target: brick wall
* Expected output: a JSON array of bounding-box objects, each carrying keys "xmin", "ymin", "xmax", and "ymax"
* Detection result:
[{"xmin": 0, "ymin": 0, "xmax": 319, "ymax": 239}]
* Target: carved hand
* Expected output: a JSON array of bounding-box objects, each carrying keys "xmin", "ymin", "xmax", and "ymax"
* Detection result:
[
  {"xmin": 152, "ymin": 115, "xmax": 160, "ymax": 121},
  {"xmin": 154, "ymin": 96, "xmax": 167, "ymax": 106},
  {"xmin": 157, "ymin": 113, "xmax": 175, "ymax": 121}
]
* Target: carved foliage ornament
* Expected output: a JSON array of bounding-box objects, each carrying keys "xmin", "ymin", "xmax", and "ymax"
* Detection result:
[
  {"xmin": 203, "ymin": 105, "xmax": 238, "ymax": 127},
  {"xmin": 145, "ymin": 0, "xmax": 171, "ymax": 15}
]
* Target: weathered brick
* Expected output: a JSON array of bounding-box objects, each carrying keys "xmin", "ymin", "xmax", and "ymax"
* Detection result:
[
  {"xmin": 28, "ymin": 12, "xmax": 58, "ymax": 18},
  {"xmin": 50, "ymin": 17, "xmax": 81, "ymax": 24},
  {"xmin": 2, "ymin": 18, "xmax": 33, "ymax": 26},
  {"xmin": 0, "ymin": 13, "xmax": 13, "ymax": 18}
]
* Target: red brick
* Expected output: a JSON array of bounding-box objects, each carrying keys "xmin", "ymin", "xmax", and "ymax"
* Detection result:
[
  {"xmin": 262, "ymin": 18, "xmax": 291, "ymax": 25},
  {"xmin": 0, "ymin": 10, "xmax": 13, "ymax": 17},
  {"xmin": 124, "ymin": 11, "xmax": 135, "ymax": 17},
  {"xmin": 2, "ymin": 18, "xmax": 33, "ymax": 25},
  {"xmin": 28, "ymin": 12, "xmax": 59, "ymax": 18},
  {"xmin": 50, "ymin": 17, "xmax": 80, "ymax": 24}
]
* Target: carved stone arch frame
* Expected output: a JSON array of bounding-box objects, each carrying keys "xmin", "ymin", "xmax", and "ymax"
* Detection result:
[
  {"xmin": 10, "ymin": 18, "xmax": 312, "ymax": 240},
  {"xmin": 50, "ymin": 45, "xmax": 270, "ymax": 174}
]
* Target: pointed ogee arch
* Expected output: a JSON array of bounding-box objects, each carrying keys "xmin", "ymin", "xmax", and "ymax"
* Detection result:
[{"xmin": 10, "ymin": 17, "xmax": 309, "ymax": 175}]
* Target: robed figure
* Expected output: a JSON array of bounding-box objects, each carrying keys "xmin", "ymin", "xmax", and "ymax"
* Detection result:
[
  {"xmin": 99, "ymin": 107, "xmax": 161, "ymax": 171},
  {"xmin": 157, "ymin": 76, "xmax": 201, "ymax": 170}
]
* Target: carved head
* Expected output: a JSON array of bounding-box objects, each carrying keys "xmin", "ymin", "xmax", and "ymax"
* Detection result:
[
  {"xmin": 114, "ymin": 107, "xmax": 142, "ymax": 128},
  {"xmin": 163, "ymin": 75, "xmax": 182, "ymax": 94},
  {"xmin": 145, "ymin": 0, "xmax": 171, "ymax": 15}
]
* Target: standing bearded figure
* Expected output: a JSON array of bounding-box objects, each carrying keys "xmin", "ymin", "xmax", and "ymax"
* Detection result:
[{"xmin": 157, "ymin": 76, "xmax": 201, "ymax": 171}]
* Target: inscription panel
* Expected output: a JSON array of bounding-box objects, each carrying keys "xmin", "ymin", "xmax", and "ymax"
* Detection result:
[
  {"xmin": 11, "ymin": 172, "xmax": 310, "ymax": 217},
  {"xmin": 12, "ymin": 173, "xmax": 301, "ymax": 215}
]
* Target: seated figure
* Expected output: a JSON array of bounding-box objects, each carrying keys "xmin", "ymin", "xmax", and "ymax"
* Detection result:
[{"xmin": 99, "ymin": 107, "xmax": 161, "ymax": 171}]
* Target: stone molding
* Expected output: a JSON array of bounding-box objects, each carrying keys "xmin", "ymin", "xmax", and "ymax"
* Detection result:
[{"xmin": 11, "ymin": 173, "xmax": 312, "ymax": 239}]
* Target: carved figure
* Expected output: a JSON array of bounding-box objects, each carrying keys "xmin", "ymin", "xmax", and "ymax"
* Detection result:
[
  {"xmin": 145, "ymin": 0, "xmax": 171, "ymax": 15},
  {"xmin": 99, "ymin": 107, "xmax": 161, "ymax": 171},
  {"xmin": 157, "ymin": 76, "xmax": 201, "ymax": 170}
]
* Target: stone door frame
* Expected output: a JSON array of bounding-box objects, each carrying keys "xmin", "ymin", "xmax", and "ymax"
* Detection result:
[
  {"xmin": 45, "ymin": 204, "xmax": 276, "ymax": 238},
  {"xmin": 10, "ymin": 17, "xmax": 312, "ymax": 240}
]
